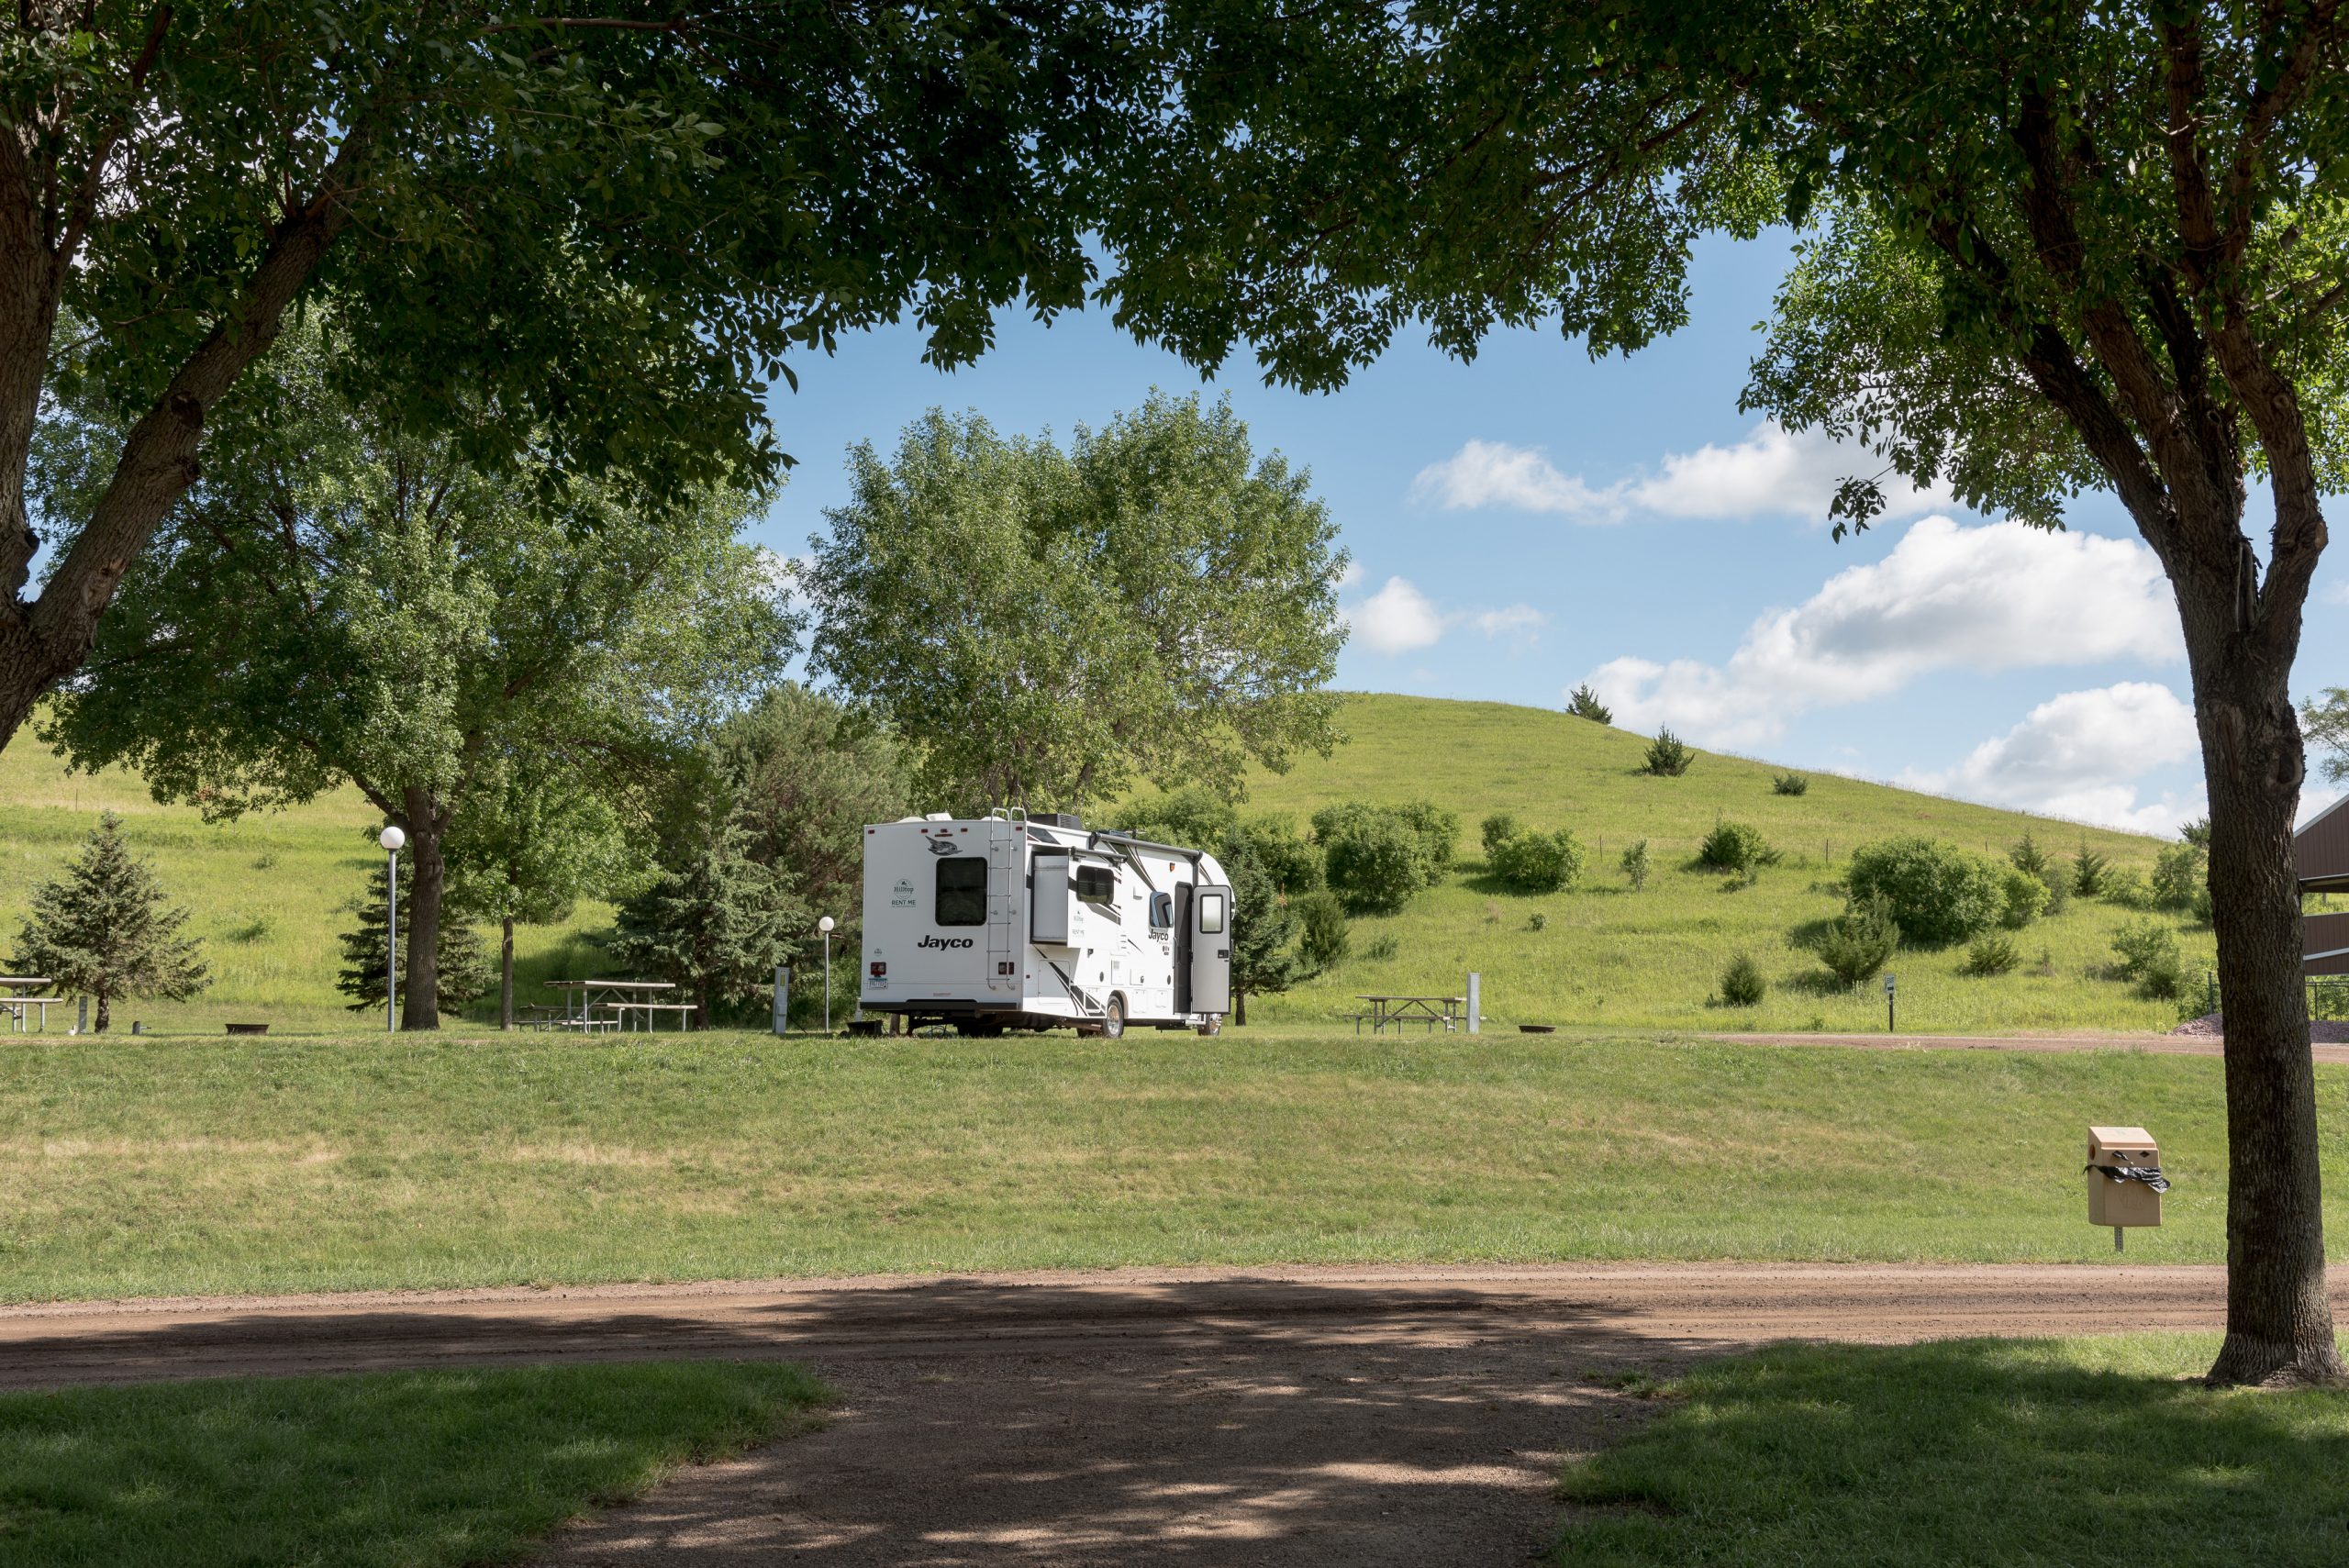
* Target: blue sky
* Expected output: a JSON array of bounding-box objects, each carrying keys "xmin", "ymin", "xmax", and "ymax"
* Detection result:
[{"xmin": 750, "ymin": 232, "xmax": 2349, "ymax": 838}]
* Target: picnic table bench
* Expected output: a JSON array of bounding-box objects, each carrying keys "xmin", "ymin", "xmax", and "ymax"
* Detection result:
[
  {"xmin": 601, "ymin": 1001, "xmax": 699, "ymax": 1032},
  {"xmin": 0, "ymin": 977, "xmax": 60, "ymax": 1034},
  {"xmin": 1352, "ymin": 995, "xmax": 1467, "ymax": 1035}
]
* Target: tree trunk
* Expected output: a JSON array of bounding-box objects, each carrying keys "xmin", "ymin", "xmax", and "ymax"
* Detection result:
[
  {"xmin": 93, "ymin": 993, "xmax": 109, "ymax": 1034},
  {"xmin": 1235, "ymin": 988, "xmax": 1248, "ymax": 1026},
  {"xmin": 2195, "ymin": 651, "xmax": 2345, "ymax": 1385},
  {"xmin": 402, "ymin": 788, "xmax": 445, "ymax": 1031},
  {"xmin": 500, "ymin": 914, "xmax": 516, "ymax": 1030}
]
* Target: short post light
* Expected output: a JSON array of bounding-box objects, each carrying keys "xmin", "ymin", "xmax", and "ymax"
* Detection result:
[
  {"xmin": 818, "ymin": 916, "xmax": 836, "ymax": 1033},
  {"xmin": 379, "ymin": 826, "xmax": 406, "ymax": 1032}
]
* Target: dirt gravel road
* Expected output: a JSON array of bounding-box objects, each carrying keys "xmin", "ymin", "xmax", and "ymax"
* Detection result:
[{"xmin": 0, "ymin": 1262, "xmax": 2284, "ymax": 1566}]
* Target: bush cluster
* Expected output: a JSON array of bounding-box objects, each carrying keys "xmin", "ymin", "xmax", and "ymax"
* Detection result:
[
  {"xmin": 1720, "ymin": 952, "xmax": 1765, "ymax": 1006},
  {"xmin": 1962, "ymin": 932, "xmax": 2021, "ymax": 976},
  {"xmin": 1844, "ymin": 836, "xmax": 2014, "ymax": 946},
  {"xmin": 1771, "ymin": 772, "xmax": 1809, "ymax": 796},
  {"xmin": 2112, "ymin": 918, "xmax": 2185, "ymax": 999},
  {"xmin": 1488, "ymin": 826, "xmax": 1588, "ymax": 893},
  {"xmin": 1479, "ymin": 812, "xmax": 1520, "ymax": 857},
  {"xmin": 1297, "ymin": 890, "xmax": 1350, "ymax": 971},
  {"xmin": 1816, "ymin": 895, "xmax": 1899, "ymax": 988},
  {"xmin": 1311, "ymin": 799, "xmax": 1456, "ymax": 913},
  {"xmin": 1698, "ymin": 820, "xmax": 1778, "ymax": 876},
  {"xmin": 1998, "ymin": 865, "xmax": 2050, "ymax": 929},
  {"xmin": 2152, "ymin": 840, "xmax": 2206, "ymax": 913},
  {"xmin": 1620, "ymin": 839, "xmax": 1652, "ymax": 891}
]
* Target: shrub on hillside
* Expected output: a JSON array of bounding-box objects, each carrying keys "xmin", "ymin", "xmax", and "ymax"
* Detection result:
[
  {"xmin": 1234, "ymin": 816, "xmax": 1323, "ymax": 895},
  {"xmin": 1621, "ymin": 839, "xmax": 1652, "ymax": 891},
  {"xmin": 1480, "ymin": 812, "xmax": 1520, "ymax": 858},
  {"xmin": 1565, "ymin": 683, "xmax": 1613, "ymax": 724},
  {"xmin": 1771, "ymin": 772, "xmax": 1809, "ymax": 796},
  {"xmin": 1844, "ymin": 836, "xmax": 2009, "ymax": 946},
  {"xmin": 2073, "ymin": 840, "xmax": 2110, "ymax": 896},
  {"xmin": 2009, "ymin": 832, "xmax": 2050, "ymax": 880},
  {"xmin": 1999, "ymin": 865, "xmax": 2050, "ymax": 929},
  {"xmin": 1962, "ymin": 932, "xmax": 2021, "ymax": 976},
  {"xmin": 1815, "ymin": 895, "xmax": 1899, "ymax": 988},
  {"xmin": 1642, "ymin": 728, "xmax": 1693, "ymax": 777},
  {"xmin": 1698, "ymin": 820, "xmax": 1779, "ymax": 876},
  {"xmin": 1118, "ymin": 787, "xmax": 1239, "ymax": 851},
  {"xmin": 1313, "ymin": 805, "xmax": 1436, "ymax": 914},
  {"xmin": 2112, "ymin": 918, "xmax": 2184, "ymax": 999},
  {"xmin": 1488, "ymin": 828, "xmax": 1587, "ymax": 893},
  {"xmin": 1720, "ymin": 952, "xmax": 1765, "ymax": 1006},
  {"xmin": 1394, "ymin": 799, "xmax": 1462, "ymax": 871},
  {"xmin": 2152, "ymin": 840, "xmax": 2206, "ymax": 912},
  {"xmin": 2101, "ymin": 867, "xmax": 2154, "ymax": 910},
  {"xmin": 2039, "ymin": 866, "xmax": 2072, "ymax": 917},
  {"xmin": 2190, "ymin": 883, "xmax": 2213, "ymax": 925},
  {"xmin": 1296, "ymin": 890, "xmax": 1350, "ymax": 973}
]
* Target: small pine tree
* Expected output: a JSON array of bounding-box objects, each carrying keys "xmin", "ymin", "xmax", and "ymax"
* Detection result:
[
  {"xmin": 1816, "ymin": 895, "xmax": 1899, "ymax": 988},
  {"xmin": 335, "ymin": 858, "xmax": 492, "ymax": 1018},
  {"xmin": 11, "ymin": 812, "xmax": 209, "ymax": 1031},
  {"xmin": 1222, "ymin": 829, "xmax": 1300, "ymax": 1026},
  {"xmin": 1720, "ymin": 952, "xmax": 1765, "ymax": 1006},
  {"xmin": 1642, "ymin": 728, "xmax": 1693, "ymax": 777},
  {"xmin": 608, "ymin": 808, "xmax": 805, "ymax": 1026},
  {"xmin": 2073, "ymin": 839, "xmax": 2110, "ymax": 896},
  {"xmin": 1771, "ymin": 772, "xmax": 1809, "ymax": 796},
  {"xmin": 1621, "ymin": 839, "xmax": 1652, "ymax": 891},
  {"xmin": 1565, "ymin": 683, "xmax": 1613, "ymax": 725},
  {"xmin": 1296, "ymin": 891, "xmax": 1351, "ymax": 973},
  {"xmin": 2009, "ymin": 832, "xmax": 2049, "ymax": 879}
]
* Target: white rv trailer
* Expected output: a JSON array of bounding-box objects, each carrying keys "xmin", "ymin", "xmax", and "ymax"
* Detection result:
[{"xmin": 858, "ymin": 809, "xmax": 1233, "ymax": 1037}]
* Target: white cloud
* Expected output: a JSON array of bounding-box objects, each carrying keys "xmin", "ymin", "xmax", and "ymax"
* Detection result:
[
  {"xmin": 2321, "ymin": 580, "xmax": 2349, "ymax": 606},
  {"xmin": 1899, "ymin": 684, "xmax": 2204, "ymax": 834},
  {"xmin": 1408, "ymin": 421, "xmax": 1951, "ymax": 524},
  {"xmin": 1580, "ymin": 516, "xmax": 2183, "ymax": 746},
  {"xmin": 1341, "ymin": 577, "xmax": 1543, "ymax": 655},
  {"xmin": 1335, "ymin": 557, "xmax": 1365, "ymax": 590},
  {"xmin": 1472, "ymin": 604, "xmax": 1545, "ymax": 638},
  {"xmin": 1345, "ymin": 575, "xmax": 1445, "ymax": 653}
]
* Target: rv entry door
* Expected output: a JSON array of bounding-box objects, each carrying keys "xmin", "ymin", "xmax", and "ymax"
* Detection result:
[{"xmin": 1187, "ymin": 884, "xmax": 1232, "ymax": 1015}]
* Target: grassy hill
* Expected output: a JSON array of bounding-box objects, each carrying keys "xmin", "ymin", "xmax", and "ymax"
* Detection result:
[
  {"xmin": 1219, "ymin": 694, "xmax": 2210, "ymax": 1034},
  {"xmin": 1, "ymin": 692, "xmax": 2212, "ymax": 1034},
  {"xmin": 0, "ymin": 730, "xmax": 611, "ymax": 1032}
]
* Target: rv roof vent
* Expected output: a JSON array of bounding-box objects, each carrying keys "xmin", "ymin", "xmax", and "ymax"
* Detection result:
[
  {"xmin": 1036, "ymin": 812, "xmax": 1083, "ymax": 830},
  {"xmin": 924, "ymin": 812, "xmax": 953, "ymax": 821}
]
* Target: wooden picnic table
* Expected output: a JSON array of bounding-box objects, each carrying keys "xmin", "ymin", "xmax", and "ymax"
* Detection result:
[
  {"xmin": 1353, "ymin": 995, "xmax": 1467, "ymax": 1035},
  {"xmin": 0, "ymin": 976, "xmax": 61, "ymax": 1034}
]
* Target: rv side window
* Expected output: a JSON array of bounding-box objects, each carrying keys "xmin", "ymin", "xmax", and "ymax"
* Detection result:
[
  {"xmin": 1150, "ymin": 892, "xmax": 1173, "ymax": 929},
  {"xmin": 935, "ymin": 857, "xmax": 986, "ymax": 926},
  {"xmin": 1198, "ymin": 892, "xmax": 1226, "ymax": 934},
  {"xmin": 1074, "ymin": 865, "xmax": 1116, "ymax": 904}
]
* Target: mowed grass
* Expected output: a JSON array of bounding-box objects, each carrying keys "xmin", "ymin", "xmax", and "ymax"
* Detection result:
[
  {"xmin": 0, "ymin": 724, "xmax": 616, "ymax": 1032},
  {"xmin": 1555, "ymin": 1334, "xmax": 2349, "ymax": 1567},
  {"xmin": 0, "ymin": 1361, "xmax": 824, "ymax": 1568},
  {"xmin": 1229, "ymin": 695, "xmax": 2216, "ymax": 1033},
  {"xmin": 5, "ymin": 1031, "xmax": 2345, "ymax": 1302}
]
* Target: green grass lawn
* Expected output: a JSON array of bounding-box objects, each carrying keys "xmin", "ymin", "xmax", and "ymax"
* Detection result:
[
  {"xmin": 4, "ymin": 692, "xmax": 2229, "ymax": 1035},
  {"xmin": 1556, "ymin": 1334, "xmax": 2349, "ymax": 1567},
  {"xmin": 4, "ymin": 1030, "xmax": 2343, "ymax": 1302},
  {"xmin": 1225, "ymin": 695, "xmax": 2219, "ymax": 1034},
  {"xmin": 0, "ymin": 1361, "xmax": 825, "ymax": 1568}
]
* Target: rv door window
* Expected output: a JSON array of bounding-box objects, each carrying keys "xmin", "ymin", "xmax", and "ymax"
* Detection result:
[
  {"xmin": 935, "ymin": 857, "xmax": 987, "ymax": 925},
  {"xmin": 1074, "ymin": 865, "xmax": 1116, "ymax": 904},
  {"xmin": 1150, "ymin": 892, "xmax": 1173, "ymax": 929},
  {"xmin": 1199, "ymin": 891, "xmax": 1226, "ymax": 933}
]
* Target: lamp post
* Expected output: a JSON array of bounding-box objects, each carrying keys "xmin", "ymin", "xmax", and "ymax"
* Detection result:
[
  {"xmin": 379, "ymin": 826, "xmax": 406, "ymax": 1032},
  {"xmin": 818, "ymin": 916, "xmax": 836, "ymax": 1033}
]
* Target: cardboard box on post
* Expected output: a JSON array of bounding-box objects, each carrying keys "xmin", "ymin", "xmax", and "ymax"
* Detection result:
[{"xmin": 2087, "ymin": 1125, "xmax": 2164, "ymax": 1229}]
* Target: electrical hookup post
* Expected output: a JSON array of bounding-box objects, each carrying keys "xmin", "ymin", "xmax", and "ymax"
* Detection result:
[
  {"xmin": 1466, "ymin": 973, "xmax": 1480, "ymax": 1035},
  {"xmin": 773, "ymin": 965, "xmax": 789, "ymax": 1036},
  {"xmin": 1884, "ymin": 972, "xmax": 1896, "ymax": 1033}
]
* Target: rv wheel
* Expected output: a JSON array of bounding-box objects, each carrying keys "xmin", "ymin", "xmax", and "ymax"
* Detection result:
[{"xmin": 1100, "ymin": 994, "xmax": 1126, "ymax": 1040}]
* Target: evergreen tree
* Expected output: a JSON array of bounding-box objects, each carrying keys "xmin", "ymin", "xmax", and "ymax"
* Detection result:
[
  {"xmin": 1564, "ymin": 684, "xmax": 1613, "ymax": 725},
  {"xmin": 1222, "ymin": 831, "xmax": 1300, "ymax": 1027},
  {"xmin": 335, "ymin": 853, "xmax": 491, "ymax": 1018},
  {"xmin": 11, "ymin": 813, "xmax": 208, "ymax": 1031},
  {"xmin": 607, "ymin": 808, "xmax": 806, "ymax": 1027}
]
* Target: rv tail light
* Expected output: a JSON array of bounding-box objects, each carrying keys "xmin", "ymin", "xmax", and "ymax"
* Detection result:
[
  {"xmin": 997, "ymin": 961, "xmax": 1016, "ymax": 975},
  {"xmin": 870, "ymin": 962, "xmax": 886, "ymax": 977}
]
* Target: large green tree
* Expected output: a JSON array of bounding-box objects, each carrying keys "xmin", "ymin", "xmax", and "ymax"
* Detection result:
[
  {"xmin": 1107, "ymin": 2, "xmax": 2349, "ymax": 1385},
  {"xmin": 38, "ymin": 318, "xmax": 790, "ymax": 1028},
  {"xmin": 10, "ymin": 810, "xmax": 207, "ymax": 1031},
  {"xmin": 806, "ymin": 394, "xmax": 1348, "ymax": 814},
  {"xmin": 0, "ymin": 2, "xmax": 1140, "ymax": 748}
]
